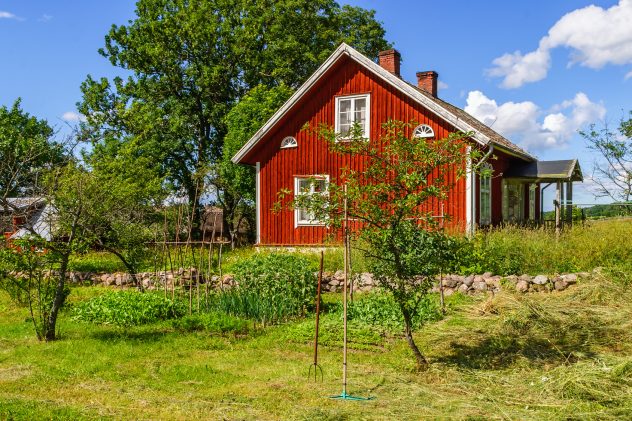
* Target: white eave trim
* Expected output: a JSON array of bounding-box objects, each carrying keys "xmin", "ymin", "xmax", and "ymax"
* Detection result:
[{"xmin": 232, "ymin": 42, "xmax": 492, "ymax": 164}]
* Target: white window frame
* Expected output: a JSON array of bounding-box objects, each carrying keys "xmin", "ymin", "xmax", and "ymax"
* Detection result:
[
  {"xmin": 479, "ymin": 166, "xmax": 492, "ymax": 226},
  {"xmin": 335, "ymin": 94, "xmax": 370, "ymax": 140},
  {"xmin": 529, "ymin": 183, "xmax": 536, "ymax": 220},
  {"xmin": 412, "ymin": 124, "xmax": 435, "ymax": 139},
  {"xmin": 280, "ymin": 136, "xmax": 297, "ymax": 149},
  {"xmin": 294, "ymin": 175, "xmax": 329, "ymax": 227}
]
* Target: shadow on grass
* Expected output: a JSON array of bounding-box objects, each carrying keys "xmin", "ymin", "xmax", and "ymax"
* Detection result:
[{"xmin": 435, "ymin": 314, "xmax": 608, "ymax": 370}]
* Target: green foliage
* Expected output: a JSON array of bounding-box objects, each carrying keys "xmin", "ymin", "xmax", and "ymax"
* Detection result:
[
  {"xmin": 0, "ymin": 98, "xmax": 65, "ymax": 198},
  {"xmin": 79, "ymin": 0, "xmax": 390, "ymax": 212},
  {"xmin": 348, "ymin": 290, "xmax": 442, "ymax": 330},
  {"xmin": 221, "ymin": 253, "xmax": 317, "ymax": 323},
  {"xmin": 580, "ymin": 110, "xmax": 632, "ymax": 202},
  {"xmin": 72, "ymin": 291, "xmax": 186, "ymax": 327}
]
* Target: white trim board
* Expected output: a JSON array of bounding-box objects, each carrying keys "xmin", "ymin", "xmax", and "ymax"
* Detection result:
[{"xmin": 232, "ymin": 43, "xmax": 493, "ymax": 165}]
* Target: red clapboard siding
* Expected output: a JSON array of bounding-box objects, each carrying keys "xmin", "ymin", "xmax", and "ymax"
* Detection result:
[{"xmin": 249, "ymin": 56, "xmax": 469, "ymax": 245}]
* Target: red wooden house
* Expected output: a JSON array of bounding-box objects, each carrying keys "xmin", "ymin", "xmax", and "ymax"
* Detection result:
[{"xmin": 232, "ymin": 44, "xmax": 582, "ymax": 246}]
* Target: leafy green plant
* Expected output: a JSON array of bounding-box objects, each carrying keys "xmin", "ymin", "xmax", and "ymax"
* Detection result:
[
  {"xmin": 348, "ymin": 290, "xmax": 442, "ymax": 330},
  {"xmin": 221, "ymin": 253, "xmax": 317, "ymax": 324},
  {"xmin": 73, "ymin": 291, "xmax": 186, "ymax": 327}
]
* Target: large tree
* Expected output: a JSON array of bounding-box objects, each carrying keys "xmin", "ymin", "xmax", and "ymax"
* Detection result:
[
  {"xmin": 0, "ymin": 99, "xmax": 66, "ymax": 206},
  {"xmin": 78, "ymin": 0, "xmax": 390, "ymax": 230},
  {"xmin": 580, "ymin": 111, "xmax": 632, "ymax": 203}
]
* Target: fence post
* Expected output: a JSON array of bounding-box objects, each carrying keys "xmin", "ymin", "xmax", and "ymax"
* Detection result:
[{"xmin": 555, "ymin": 181, "xmax": 561, "ymax": 237}]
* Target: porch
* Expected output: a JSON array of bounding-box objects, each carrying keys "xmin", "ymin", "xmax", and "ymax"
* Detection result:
[{"xmin": 503, "ymin": 159, "xmax": 583, "ymax": 231}]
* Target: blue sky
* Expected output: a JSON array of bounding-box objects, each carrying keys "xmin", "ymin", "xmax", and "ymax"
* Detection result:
[{"xmin": 1, "ymin": 0, "xmax": 631, "ymax": 206}]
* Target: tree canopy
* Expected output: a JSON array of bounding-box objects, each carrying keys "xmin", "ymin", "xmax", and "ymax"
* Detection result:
[
  {"xmin": 78, "ymin": 0, "xmax": 391, "ymax": 226},
  {"xmin": 0, "ymin": 99, "xmax": 66, "ymax": 205}
]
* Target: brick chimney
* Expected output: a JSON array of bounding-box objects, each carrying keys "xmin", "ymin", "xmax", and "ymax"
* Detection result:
[
  {"xmin": 416, "ymin": 71, "xmax": 439, "ymax": 97},
  {"xmin": 378, "ymin": 49, "xmax": 401, "ymax": 77}
]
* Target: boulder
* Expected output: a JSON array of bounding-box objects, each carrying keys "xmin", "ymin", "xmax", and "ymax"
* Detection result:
[
  {"xmin": 458, "ymin": 283, "xmax": 469, "ymax": 294},
  {"xmin": 463, "ymin": 275, "xmax": 474, "ymax": 287},
  {"xmin": 519, "ymin": 274, "xmax": 531, "ymax": 282},
  {"xmin": 443, "ymin": 288, "xmax": 455, "ymax": 297},
  {"xmin": 562, "ymin": 273, "xmax": 578, "ymax": 284},
  {"xmin": 482, "ymin": 271, "xmax": 493, "ymax": 278},
  {"xmin": 473, "ymin": 280, "xmax": 487, "ymax": 291},
  {"xmin": 443, "ymin": 278, "xmax": 459, "ymax": 288},
  {"xmin": 554, "ymin": 279, "xmax": 569, "ymax": 291},
  {"xmin": 516, "ymin": 280, "xmax": 529, "ymax": 293},
  {"xmin": 532, "ymin": 275, "xmax": 549, "ymax": 285}
]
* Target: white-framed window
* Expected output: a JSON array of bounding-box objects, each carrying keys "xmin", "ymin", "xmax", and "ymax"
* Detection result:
[
  {"xmin": 294, "ymin": 175, "xmax": 329, "ymax": 226},
  {"xmin": 529, "ymin": 183, "xmax": 536, "ymax": 220},
  {"xmin": 502, "ymin": 181, "xmax": 524, "ymax": 223},
  {"xmin": 479, "ymin": 166, "xmax": 492, "ymax": 226},
  {"xmin": 335, "ymin": 94, "xmax": 370, "ymax": 139},
  {"xmin": 280, "ymin": 136, "xmax": 297, "ymax": 149},
  {"xmin": 412, "ymin": 124, "xmax": 435, "ymax": 139}
]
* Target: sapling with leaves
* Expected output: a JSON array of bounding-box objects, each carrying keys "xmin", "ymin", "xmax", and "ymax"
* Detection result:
[{"xmin": 279, "ymin": 120, "xmax": 486, "ymax": 370}]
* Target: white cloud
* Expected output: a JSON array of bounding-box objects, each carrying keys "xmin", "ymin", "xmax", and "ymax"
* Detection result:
[
  {"xmin": 625, "ymin": 70, "xmax": 632, "ymax": 80},
  {"xmin": 62, "ymin": 111, "xmax": 86, "ymax": 123},
  {"xmin": 465, "ymin": 90, "xmax": 605, "ymax": 151},
  {"xmin": 38, "ymin": 14, "xmax": 53, "ymax": 22},
  {"xmin": 488, "ymin": 0, "xmax": 632, "ymax": 88},
  {"xmin": 0, "ymin": 11, "xmax": 18, "ymax": 20},
  {"xmin": 438, "ymin": 80, "xmax": 449, "ymax": 90}
]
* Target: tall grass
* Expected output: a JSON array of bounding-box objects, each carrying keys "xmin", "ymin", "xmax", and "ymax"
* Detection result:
[{"xmin": 464, "ymin": 219, "xmax": 632, "ymax": 276}]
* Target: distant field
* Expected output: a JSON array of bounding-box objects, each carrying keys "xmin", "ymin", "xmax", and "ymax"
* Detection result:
[{"xmin": 1, "ymin": 273, "xmax": 632, "ymax": 420}]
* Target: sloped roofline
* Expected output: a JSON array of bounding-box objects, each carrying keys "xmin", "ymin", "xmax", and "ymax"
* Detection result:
[{"xmin": 232, "ymin": 43, "xmax": 534, "ymax": 164}]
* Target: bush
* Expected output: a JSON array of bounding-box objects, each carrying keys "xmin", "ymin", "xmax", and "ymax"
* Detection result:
[
  {"xmin": 221, "ymin": 253, "xmax": 317, "ymax": 324},
  {"xmin": 73, "ymin": 291, "xmax": 186, "ymax": 327},
  {"xmin": 348, "ymin": 290, "xmax": 442, "ymax": 330}
]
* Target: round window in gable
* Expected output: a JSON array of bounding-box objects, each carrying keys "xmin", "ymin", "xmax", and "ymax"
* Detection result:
[
  {"xmin": 412, "ymin": 124, "xmax": 435, "ymax": 139},
  {"xmin": 280, "ymin": 136, "xmax": 298, "ymax": 149}
]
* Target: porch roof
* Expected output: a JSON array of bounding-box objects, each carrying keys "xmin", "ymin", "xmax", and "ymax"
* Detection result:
[{"xmin": 504, "ymin": 159, "xmax": 583, "ymax": 182}]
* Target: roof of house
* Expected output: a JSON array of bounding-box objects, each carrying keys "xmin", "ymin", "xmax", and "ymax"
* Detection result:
[
  {"xmin": 10, "ymin": 203, "xmax": 54, "ymax": 240},
  {"xmin": 232, "ymin": 42, "xmax": 536, "ymax": 164},
  {"xmin": 1, "ymin": 197, "xmax": 45, "ymax": 212},
  {"xmin": 503, "ymin": 159, "xmax": 583, "ymax": 182}
]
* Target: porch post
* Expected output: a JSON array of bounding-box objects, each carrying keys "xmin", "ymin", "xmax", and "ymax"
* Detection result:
[
  {"xmin": 555, "ymin": 181, "xmax": 561, "ymax": 236},
  {"xmin": 566, "ymin": 181, "xmax": 573, "ymax": 226}
]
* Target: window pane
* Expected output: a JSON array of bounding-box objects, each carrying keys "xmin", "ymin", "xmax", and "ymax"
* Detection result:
[
  {"xmin": 313, "ymin": 179, "xmax": 326, "ymax": 193},
  {"xmin": 339, "ymin": 99, "xmax": 351, "ymax": 113}
]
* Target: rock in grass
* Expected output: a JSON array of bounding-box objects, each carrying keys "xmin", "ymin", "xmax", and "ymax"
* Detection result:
[
  {"xmin": 532, "ymin": 275, "xmax": 549, "ymax": 285},
  {"xmin": 473, "ymin": 281, "xmax": 487, "ymax": 291},
  {"xmin": 463, "ymin": 275, "xmax": 474, "ymax": 287},
  {"xmin": 554, "ymin": 279, "xmax": 569, "ymax": 291},
  {"xmin": 516, "ymin": 280, "xmax": 529, "ymax": 293},
  {"xmin": 562, "ymin": 273, "xmax": 578, "ymax": 284},
  {"xmin": 458, "ymin": 283, "xmax": 469, "ymax": 293}
]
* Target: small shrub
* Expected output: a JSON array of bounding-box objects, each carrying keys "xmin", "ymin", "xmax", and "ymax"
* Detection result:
[
  {"xmin": 73, "ymin": 291, "xmax": 186, "ymax": 327},
  {"xmin": 223, "ymin": 253, "xmax": 317, "ymax": 323},
  {"xmin": 347, "ymin": 290, "xmax": 442, "ymax": 330}
]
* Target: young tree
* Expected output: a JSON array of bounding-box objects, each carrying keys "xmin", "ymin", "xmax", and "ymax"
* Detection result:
[
  {"xmin": 285, "ymin": 121, "xmax": 481, "ymax": 369},
  {"xmin": 580, "ymin": 111, "xmax": 632, "ymax": 203},
  {"xmin": 78, "ymin": 0, "xmax": 391, "ymax": 230}
]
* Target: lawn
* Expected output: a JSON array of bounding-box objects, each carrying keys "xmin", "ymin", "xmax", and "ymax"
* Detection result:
[{"xmin": 2, "ymin": 273, "xmax": 632, "ymax": 420}]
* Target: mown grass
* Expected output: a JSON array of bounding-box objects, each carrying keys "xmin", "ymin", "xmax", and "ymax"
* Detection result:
[{"xmin": 2, "ymin": 271, "xmax": 632, "ymax": 420}]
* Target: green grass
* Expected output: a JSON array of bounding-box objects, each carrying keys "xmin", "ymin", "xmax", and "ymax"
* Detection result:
[{"xmin": 2, "ymin": 272, "xmax": 632, "ymax": 420}]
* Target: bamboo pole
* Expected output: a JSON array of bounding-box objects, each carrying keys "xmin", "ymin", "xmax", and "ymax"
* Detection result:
[{"xmin": 342, "ymin": 184, "xmax": 349, "ymax": 397}]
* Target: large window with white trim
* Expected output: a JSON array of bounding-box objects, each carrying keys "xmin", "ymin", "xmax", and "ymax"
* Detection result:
[
  {"xmin": 294, "ymin": 176, "xmax": 329, "ymax": 226},
  {"xmin": 335, "ymin": 94, "xmax": 370, "ymax": 139},
  {"xmin": 479, "ymin": 168, "xmax": 492, "ymax": 226}
]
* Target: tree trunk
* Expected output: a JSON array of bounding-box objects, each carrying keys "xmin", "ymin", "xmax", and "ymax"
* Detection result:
[
  {"xmin": 103, "ymin": 245, "xmax": 144, "ymax": 293},
  {"xmin": 401, "ymin": 306, "xmax": 429, "ymax": 370},
  {"xmin": 45, "ymin": 253, "xmax": 70, "ymax": 341}
]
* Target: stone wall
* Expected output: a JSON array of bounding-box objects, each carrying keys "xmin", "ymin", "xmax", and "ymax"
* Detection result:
[{"xmin": 59, "ymin": 267, "xmax": 594, "ymax": 294}]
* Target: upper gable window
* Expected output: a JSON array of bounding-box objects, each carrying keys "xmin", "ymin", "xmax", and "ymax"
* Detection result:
[
  {"xmin": 412, "ymin": 124, "xmax": 435, "ymax": 139},
  {"xmin": 335, "ymin": 94, "xmax": 370, "ymax": 139},
  {"xmin": 280, "ymin": 136, "xmax": 297, "ymax": 149}
]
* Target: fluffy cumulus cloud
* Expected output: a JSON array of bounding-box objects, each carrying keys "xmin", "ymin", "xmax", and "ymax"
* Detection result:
[
  {"xmin": 62, "ymin": 111, "xmax": 86, "ymax": 122},
  {"xmin": 465, "ymin": 90, "xmax": 606, "ymax": 151},
  {"xmin": 488, "ymin": 0, "xmax": 632, "ymax": 88}
]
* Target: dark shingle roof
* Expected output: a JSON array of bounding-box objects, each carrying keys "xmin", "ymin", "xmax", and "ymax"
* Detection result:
[{"xmin": 504, "ymin": 159, "xmax": 583, "ymax": 181}]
